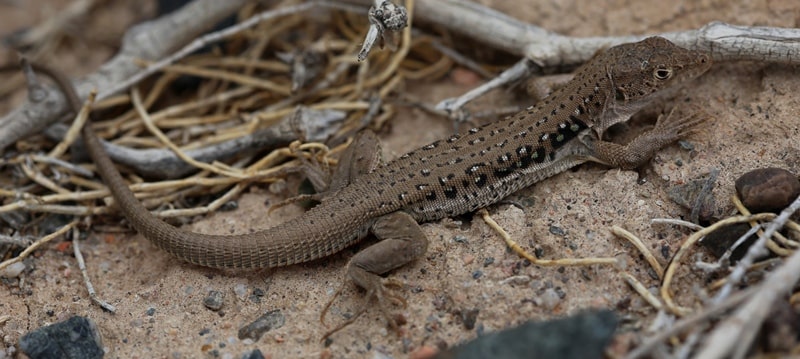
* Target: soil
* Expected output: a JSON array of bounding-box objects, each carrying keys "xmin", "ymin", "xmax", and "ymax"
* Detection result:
[{"xmin": 1, "ymin": 0, "xmax": 799, "ymax": 358}]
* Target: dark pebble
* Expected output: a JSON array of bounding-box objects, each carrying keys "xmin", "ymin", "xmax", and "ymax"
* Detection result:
[
  {"xmin": 735, "ymin": 168, "xmax": 800, "ymax": 213},
  {"xmin": 19, "ymin": 316, "xmax": 104, "ymax": 359},
  {"xmin": 220, "ymin": 200, "xmax": 239, "ymax": 211},
  {"xmin": 460, "ymin": 308, "xmax": 479, "ymax": 330},
  {"xmin": 240, "ymin": 349, "xmax": 266, "ymax": 359},
  {"xmin": 435, "ymin": 310, "xmax": 617, "ymax": 359},
  {"xmin": 549, "ymin": 226, "xmax": 565, "ymax": 236},
  {"xmin": 700, "ymin": 223, "xmax": 756, "ymax": 261},
  {"xmin": 238, "ymin": 310, "xmax": 285, "ymax": 341},
  {"xmin": 453, "ymin": 235, "xmax": 468, "ymax": 244}
]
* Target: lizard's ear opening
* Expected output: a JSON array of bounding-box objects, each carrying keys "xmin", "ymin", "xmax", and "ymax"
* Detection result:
[{"xmin": 614, "ymin": 88, "xmax": 626, "ymax": 101}]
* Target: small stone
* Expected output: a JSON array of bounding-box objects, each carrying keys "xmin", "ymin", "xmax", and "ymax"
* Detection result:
[
  {"xmin": 540, "ymin": 288, "xmax": 561, "ymax": 310},
  {"xmin": 462, "ymin": 255, "xmax": 475, "ymax": 265},
  {"xmin": 19, "ymin": 316, "xmax": 104, "ymax": 359},
  {"xmin": 233, "ymin": 283, "xmax": 248, "ymax": 299},
  {"xmin": 0, "ymin": 262, "xmax": 25, "ymax": 278},
  {"xmin": 735, "ymin": 168, "xmax": 800, "ymax": 213},
  {"xmin": 668, "ymin": 174, "xmax": 717, "ymax": 222},
  {"xmin": 700, "ymin": 223, "xmax": 755, "ymax": 261},
  {"xmin": 460, "ymin": 308, "xmax": 479, "ymax": 330},
  {"xmin": 146, "ymin": 307, "xmax": 156, "ymax": 316},
  {"xmin": 220, "ymin": 201, "xmax": 238, "ymax": 212},
  {"xmin": 238, "ymin": 310, "xmax": 285, "ymax": 341},
  {"xmin": 549, "ymin": 225, "xmax": 566, "ymax": 236},
  {"xmin": 240, "ymin": 349, "xmax": 265, "ymax": 359},
  {"xmin": 453, "ymin": 235, "xmax": 469, "ymax": 244},
  {"xmin": 204, "ymin": 290, "xmax": 224, "ymax": 311}
]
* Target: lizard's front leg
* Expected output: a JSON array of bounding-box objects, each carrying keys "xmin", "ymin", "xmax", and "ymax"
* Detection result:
[{"xmin": 586, "ymin": 109, "xmax": 709, "ymax": 169}]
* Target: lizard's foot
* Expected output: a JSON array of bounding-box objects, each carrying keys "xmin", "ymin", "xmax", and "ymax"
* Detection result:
[
  {"xmin": 362, "ymin": 275, "xmax": 408, "ymax": 331},
  {"xmin": 589, "ymin": 107, "xmax": 711, "ymax": 169},
  {"xmin": 652, "ymin": 106, "xmax": 710, "ymax": 140},
  {"xmin": 321, "ymin": 211, "xmax": 428, "ymax": 338},
  {"xmin": 319, "ymin": 275, "xmax": 407, "ymax": 340}
]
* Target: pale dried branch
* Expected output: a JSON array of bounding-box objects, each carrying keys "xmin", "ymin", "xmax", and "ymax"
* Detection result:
[
  {"xmin": 72, "ymin": 229, "xmax": 116, "ymax": 313},
  {"xmin": 0, "ymin": 0, "xmax": 249, "ymax": 152}
]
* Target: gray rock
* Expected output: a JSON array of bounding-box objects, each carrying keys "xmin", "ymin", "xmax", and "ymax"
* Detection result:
[{"xmin": 19, "ymin": 316, "xmax": 104, "ymax": 359}]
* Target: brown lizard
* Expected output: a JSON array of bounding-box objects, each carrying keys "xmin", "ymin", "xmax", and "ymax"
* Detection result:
[{"xmin": 18, "ymin": 36, "xmax": 711, "ymax": 328}]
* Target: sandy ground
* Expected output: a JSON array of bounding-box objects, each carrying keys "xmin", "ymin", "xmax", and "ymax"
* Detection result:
[{"xmin": 1, "ymin": 0, "xmax": 799, "ymax": 358}]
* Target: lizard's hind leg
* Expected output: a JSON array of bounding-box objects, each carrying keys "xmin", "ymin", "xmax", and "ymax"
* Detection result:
[{"xmin": 322, "ymin": 210, "xmax": 428, "ymax": 338}]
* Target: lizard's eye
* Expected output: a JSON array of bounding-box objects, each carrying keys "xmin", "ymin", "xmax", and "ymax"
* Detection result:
[{"xmin": 654, "ymin": 68, "xmax": 672, "ymax": 80}]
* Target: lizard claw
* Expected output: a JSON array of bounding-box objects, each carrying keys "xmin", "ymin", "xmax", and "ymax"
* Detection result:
[
  {"xmin": 654, "ymin": 106, "xmax": 711, "ymax": 139},
  {"xmin": 368, "ymin": 278, "xmax": 408, "ymax": 331},
  {"xmin": 320, "ymin": 274, "xmax": 408, "ymax": 340}
]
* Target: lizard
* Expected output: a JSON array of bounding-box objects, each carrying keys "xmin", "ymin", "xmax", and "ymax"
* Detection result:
[{"xmin": 14, "ymin": 36, "xmax": 711, "ymax": 329}]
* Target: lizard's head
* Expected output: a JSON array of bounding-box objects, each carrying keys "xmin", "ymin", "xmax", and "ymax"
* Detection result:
[{"xmin": 608, "ymin": 36, "xmax": 712, "ymax": 106}]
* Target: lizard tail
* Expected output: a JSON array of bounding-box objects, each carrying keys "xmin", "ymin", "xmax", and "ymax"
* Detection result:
[{"xmin": 25, "ymin": 63, "xmax": 369, "ymax": 269}]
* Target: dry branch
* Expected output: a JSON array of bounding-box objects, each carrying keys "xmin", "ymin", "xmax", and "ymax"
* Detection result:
[{"xmin": 0, "ymin": 0, "xmax": 248, "ymax": 151}]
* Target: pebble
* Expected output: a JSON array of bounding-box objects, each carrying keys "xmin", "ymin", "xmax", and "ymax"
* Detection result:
[
  {"xmin": 240, "ymin": 349, "xmax": 265, "ymax": 359},
  {"xmin": 735, "ymin": 168, "xmax": 800, "ymax": 213},
  {"xmin": 699, "ymin": 223, "xmax": 754, "ymax": 261},
  {"xmin": 667, "ymin": 175, "xmax": 717, "ymax": 222},
  {"xmin": 220, "ymin": 200, "xmax": 239, "ymax": 212},
  {"xmin": 540, "ymin": 288, "xmax": 562, "ymax": 310},
  {"xmin": 471, "ymin": 270, "xmax": 483, "ymax": 279},
  {"xmin": 0, "ymin": 262, "xmax": 25, "ymax": 278},
  {"xmin": 453, "ymin": 235, "xmax": 468, "ymax": 244},
  {"xmin": 459, "ymin": 308, "xmax": 479, "ymax": 330},
  {"xmin": 233, "ymin": 283, "xmax": 249, "ymax": 299},
  {"xmin": 548, "ymin": 225, "xmax": 566, "ymax": 236},
  {"xmin": 19, "ymin": 316, "xmax": 104, "ymax": 359},
  {"xmin": 203, "ymin": 290, "xmax": 224, "ymax": 311},
  {"xmin": 238, "ymin": 310, "xmax": 285, "ymax": 341}
]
